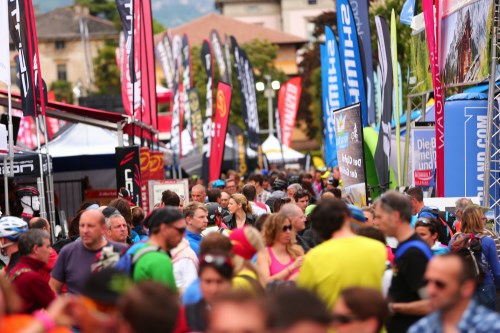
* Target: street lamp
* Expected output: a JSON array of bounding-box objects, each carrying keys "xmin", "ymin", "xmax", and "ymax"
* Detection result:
[{"xmin": 256, "ymin": 75, "xmax": 280, "ymax": 136}]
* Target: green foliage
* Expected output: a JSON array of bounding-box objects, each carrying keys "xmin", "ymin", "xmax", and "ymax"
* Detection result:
[
  {"xmin": 93, "ymin": 39, "xmax": 120, "ymax": 95},
  {"xmin": 370, "ymin": 0, "xmax": 412, "ymax": 97},
  {"xmin": 74, "ymin": 0, "xmax": 118, "ymax": 23},
  {"xmin": 152, "ymin": 19, "xmax": 165, "ymax": 35},
  {"xmin": 49, "ymin": 80, "xmax": 73, "ymax": 104},
  {"xmin": 190, "ymin": 39, "xmax": 288, "ymax": 137}
]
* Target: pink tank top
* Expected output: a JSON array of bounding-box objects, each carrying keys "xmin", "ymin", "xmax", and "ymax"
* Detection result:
[{"xmin": 267, "ymin": 247, "xmax": 299, "ymax": 280}]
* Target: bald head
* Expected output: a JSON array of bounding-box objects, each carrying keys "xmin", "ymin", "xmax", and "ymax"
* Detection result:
[
  {"xmin": 191, "ymin": 185, "xmax": 206, "ymax": 203},
  {"xmin": 81, "ymin": 209, "xmax": 106, "ymax": 226},
  {"xmin": 279, "ymin": 204, "xmax": 302, "ymax": 219}
]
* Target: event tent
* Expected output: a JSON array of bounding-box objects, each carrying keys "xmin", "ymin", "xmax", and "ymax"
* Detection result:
[{"xmin": 262, "ymin": 135, "xmax": 304, "ymax": 163}]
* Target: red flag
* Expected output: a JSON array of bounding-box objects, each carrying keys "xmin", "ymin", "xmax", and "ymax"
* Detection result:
[
  {"xmin": 278, "ymin": 77, "xmax": 302, "ymax": 147},
  {"xmin": 423, "ymin": 0, "xmax": 444, "ymax": 196},
  {"xmin": 117, "ymin": 33, "xmax": 132, "ymax": 117},
  {"xmin": 209, "ymin": 82, "xmax": 232, "ymax": 182}
]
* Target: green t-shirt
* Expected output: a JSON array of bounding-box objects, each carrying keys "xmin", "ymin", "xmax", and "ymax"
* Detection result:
[
  {"xmin": 132, "ymin": 243, "xmax": 177, "ymax": 292},
  {"xmin": 298, "ymin": 236, "xmax": 386, "ymax": 309}
]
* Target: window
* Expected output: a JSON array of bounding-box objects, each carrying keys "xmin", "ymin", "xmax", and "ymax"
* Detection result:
[
  {"xmin": 308, "ymin": 0, "xmax": 317, "ymax": 4},
  {"xmin": 55, "ymin": 41, "xmax": 65, "ymax": 50},
  {"xmin": 57, "ymin": 64, "xmax": 67, "ymax": 81}
]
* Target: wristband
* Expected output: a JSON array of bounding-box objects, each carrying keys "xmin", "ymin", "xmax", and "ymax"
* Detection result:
[{"xmin": 33, "ymin": 310, "xmax": 56, "ymax": 331}]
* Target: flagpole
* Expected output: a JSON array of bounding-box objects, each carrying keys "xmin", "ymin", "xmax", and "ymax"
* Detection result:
[
  {"xmin": 4, "ymin": 82, "xmax": 14, "ymax": 215},
  {"xmin": 35, "ymin": 115, "xmax": 47, "ymax": 219},
  {"xmin": 41, "ymin": 114, "xmax": 57, "ymax": 240}
]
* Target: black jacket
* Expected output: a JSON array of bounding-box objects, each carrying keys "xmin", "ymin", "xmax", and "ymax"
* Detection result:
[{"xmin": 223, "ymin": 213, "xmax": 255, "ymax": 230}]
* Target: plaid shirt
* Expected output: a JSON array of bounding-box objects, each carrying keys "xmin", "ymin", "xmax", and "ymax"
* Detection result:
[{"xmin": 408, "ymin": 300, "xmax": 500, "ymax": 333}]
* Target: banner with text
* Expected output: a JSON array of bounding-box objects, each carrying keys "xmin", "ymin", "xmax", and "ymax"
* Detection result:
[
  {"xmin": 337, "ymin": 0, "xmax": 368, "ymax": 127},
  {"xmin": 209, "ymin": 82, "xmax": 232, "ymax": 182},
  {"xmin": 115, "ymin": 146, "xmax": 142, "ymax": 207},
  {"xmin": 278, "ymin": 77, "xmax": 302, "ymax": 147},
  {"xmin": 412, "ymin": 125, "xmax": 436, "ymax": 187},
  {"xmin": 333, "ymin": 103, "xmax": 367, "ymax": 206}
]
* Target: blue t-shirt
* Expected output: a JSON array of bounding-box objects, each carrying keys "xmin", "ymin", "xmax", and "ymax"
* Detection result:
[
  {"xmin": 182, "ymin": 278, "xmax": 202, "ymax": 305},
  {"xmin": 185, "ymin": 230, "xmax": 202, "ymax": 257}
]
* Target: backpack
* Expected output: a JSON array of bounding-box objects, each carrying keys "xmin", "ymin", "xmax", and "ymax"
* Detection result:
[
  {"xmin": 114, "ymin": 243, "xmax": 160, "ymax": 276},
  {"xmin": 450, "ymin": 233, "xmax": 486, "ymax": 283},
  {"xmin": 420, "ymin": 207, "xmax": 456, "ymax": 245},
  {"xmin": 395, "ymin": 240, "xmax": 433, "ymax": 261}
]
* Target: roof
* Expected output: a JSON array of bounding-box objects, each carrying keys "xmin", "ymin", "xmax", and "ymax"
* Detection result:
[
  {"xmin": 36, "ymin": 7, "xmax": 117, "ymax": 41},
  {"xmin": 160, "ymin": 13, "xmax": 307, "ymax": 46}
]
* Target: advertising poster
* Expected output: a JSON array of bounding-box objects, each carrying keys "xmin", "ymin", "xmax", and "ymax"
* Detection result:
[
  {"xmin": 412, "ymin": 125, "xmax": 436, "ymax": 187},
  {"xmin": 409, "ymin": 18, "xmax": 433, "ymax": 94},
  {"xmin": 444, "ymin": 95, "xmax": 491, "ymax": 199},
  {"xmin": 333, "ymin": 103, "xmax": 367, "ymax": 206},
  {"xmin": 209, "ymin": 82, "xmax": 232, "ymax": 182},
  {"xmin": 440, "ymin": 0, "xmax": 494, "ymax": 87},
  {"xmin": 115, "ymin": 146, "xmax": 142, "ymax": 207},
  {"xmin": 148, "ymin": 179, "xmax": 189, "ymax": 211}
]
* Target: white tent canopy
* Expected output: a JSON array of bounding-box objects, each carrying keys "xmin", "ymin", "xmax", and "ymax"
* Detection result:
[{"xmin": 262, "ymin": 135, "xmax": 304, "ymax": 163}]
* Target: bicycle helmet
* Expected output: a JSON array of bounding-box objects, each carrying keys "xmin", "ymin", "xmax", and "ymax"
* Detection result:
[
  {"xmin": 206, "ymin": 202, "xmax": 223, "ymax": 226},
  {"xmin": 15, "ymin": 187, "xmax": 39, "ymax": 198},
  {"xmin": 0, "ymin": 216, "xmax": 28, "ymax": 241}
]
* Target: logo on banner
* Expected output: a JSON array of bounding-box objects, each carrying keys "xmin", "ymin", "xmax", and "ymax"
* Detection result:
[
  {"xmin": 217, "ymin": 90, "xmax": 227, "ymax": 117},
  {"xmin": 336, "ymin": 112, "xmax": 349, "ymax": 149}
]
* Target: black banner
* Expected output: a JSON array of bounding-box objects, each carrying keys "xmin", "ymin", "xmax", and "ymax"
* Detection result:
[
  {"xmin": 0, "ymin": 153, "xmax": 51, "ymax": 177},
  {"xmin": 210, "ymin": 30, "xmax": 228, "ymax": 83},
  {"xmin": 115, "ymin": 0, "xmax": 135, "ymax": 84},
  {"xmin": 201, "ymin": 40, "xmax": 213, "ymax": 182},
  {"xmin": 230, "ymin": 125, "xmax": 248, "ymax": 176},
  {"xmin": 155, "ymin": 33, "xmax": 175, "ymax": 89},
  {"xmin": 374, "ymin": 16, "xmax": 393, "ymax": 192},
  {"xmin": 115, "ymin": 146, "xmax": 141, "ymax": 206},
  {"xmin": 182, "ymin": 34, "xmax": 192, "ymax": 145},
  {"xmin": 8, "ymin": 0, "xmax": 42, "ymax": 117},
  {"xmin": 230, "ymin": 36, "xmax": 260, "ymax": 151}
]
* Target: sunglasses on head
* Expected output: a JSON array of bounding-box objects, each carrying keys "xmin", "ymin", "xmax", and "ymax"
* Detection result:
[
  {"xmin": 200, "ymin": 254, "xmax": 233, "ymax": 269},
  {"xmin": 425, "ymin": 278, "xmax": 447, "ymax": 289},
  {"xmin": 282, "ymin": 225, "xmax": 293, "ymax": 232},
  {"xmin": 416, "ymin": 217, "xmax": 433, "ymax": 225},
  {"xmin": 331, "ymin": 313, "xmax": 362, "ymax": 325}
]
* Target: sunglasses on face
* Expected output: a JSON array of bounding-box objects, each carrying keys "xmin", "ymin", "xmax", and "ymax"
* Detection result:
[
  {"xmin": 282, "ymin": 225, "xmax": 293, "ymax": 232},
  {"xmin": 425, "ymin": 278, "xmax": 447, "ymax": 289},
  {"xmin": 170, "ymin": 225, "xmax": 186, "ymax": 234},
  {"xmin": 331, "ymin": 313, "xmax": 361, "ymax": 325}
]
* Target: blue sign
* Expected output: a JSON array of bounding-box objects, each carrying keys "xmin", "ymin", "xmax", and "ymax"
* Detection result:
[
  {"xmin": 400, "ymin": 0, "xmax": 415, "ymax": 25},
  {"xmin": 320, "ymin": 43, "xmax": 338, "ymax": 167},
  {"xmin": 337, "ymin": 0, "xmax": 368, "ymax": 127},
  {"xmin": 444, "ymin": 96, "xmax": 488, "ymax": 198}
]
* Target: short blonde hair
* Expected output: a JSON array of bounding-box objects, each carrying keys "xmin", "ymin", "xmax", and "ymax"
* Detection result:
[{"xmin": 183, "ymin": 201, "xmax": 207, "ymax": 219}]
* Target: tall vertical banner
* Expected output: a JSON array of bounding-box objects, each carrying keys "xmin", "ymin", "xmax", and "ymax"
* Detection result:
[
  {"xmin": 374, "ymin": 16, "xmax": 393, "ymax": 191},
  {"xmin": 224, "ymin": 34, "xmax": 233, "ymax": 86},
  {"xmin": 321, "ymin": 26, "xmax": 346, "ymax": 167},
  {"xmin": 0, "ymin": 0, "xmax": 10, "ymax": 85},
  {"xmin": 423, "ymin": 0, "xmax": 444, "ymax": 196},
  {"xmin": 336, "ymin": 0, "xmax": 368, "ymax": 127},
  {"xmin": 333, "ymin": 103, "xmax": 368, "ymax": 206},
  {"xmin": 170, "ymin": 61, "xmax": 182, "ymax": 157},
  {"xmin": 201, "ymin": 40, "xmax": 214, "ymax": 181},
  {"xmin": 210, "ymin": 30, "xmax": 228, "ymax": 83},
  {"xmin": 209, "ymin": 82, "xmax": 232, "ymax": 182},
  {"xmin": 140, "ymin": 0, "xmax": 156, "ymax": 130},
  {"xmin": 188, "ymin": 88, "xmax": 203, "ymax": 153},
  {"xmin": 277, "ymin": 77, "xmax": 302, "ymax": 147},
  {"xmin": 181, "ymin": 34, "xmax": 193, "ymax": 150},
  {"xmin": 391, "ymin": 10, "xmax": 401, "ymax": 186},
  {"xmin": 8, "ymin": 0, "xmax": 45, "ymax": 117},
  {"xmin": 155, "ymin": 33, "xmax": 175, "ymax": 90},
  {"xmin": 231, "ymin": 36, "xmax": 260, "ymax": 151},
  {"xmin": 117, "ymin": 32, "xmax": 132, "ymax": 116},
  {"xmin": 348, "ymin": 0, "xmax": 376, "ymax": 125},
  {"xmin": 115, "ymin": 146, "xmax": 142, "ymax": 207}
]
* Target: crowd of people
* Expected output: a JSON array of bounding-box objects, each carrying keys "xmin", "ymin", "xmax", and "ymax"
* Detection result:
[{"xmin": 0, "ymin": 168, "xmax": 500, "ymax": 332}]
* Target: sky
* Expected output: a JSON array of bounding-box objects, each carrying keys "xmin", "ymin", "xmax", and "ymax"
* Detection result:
[{"xmin": 33, "ymin": 0, "xmax": 215, "ymax": 28}]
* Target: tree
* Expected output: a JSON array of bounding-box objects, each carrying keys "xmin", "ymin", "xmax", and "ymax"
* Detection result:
[
  {"xmin": 93, "ymin": 40, "xmax": 121, "ymax": 95},
  {"xmin": 50, "ymin": 80, "xmax": 73, "ymax": 104},
  {"xmin": 74, "ymin": 0, "xmax": 119, "ymax": 23}
]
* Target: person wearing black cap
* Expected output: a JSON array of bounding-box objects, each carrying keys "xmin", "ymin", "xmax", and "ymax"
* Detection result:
[
  {"xmin": 132, "ymin": 207, "xmax": 186, "ymax": 290},
  {"xmin": 265, "ymin": 177, "xmax": 289, "ymax": 211}
]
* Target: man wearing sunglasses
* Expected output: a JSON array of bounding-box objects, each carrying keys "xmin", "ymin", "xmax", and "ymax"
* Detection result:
[
  {"xmin": 132, "ymin": 207, "xmax": 186, "ymax": 290},
  {"xmin": 408, "ymin": 254, "xmax": 500, "ymax": 333}
]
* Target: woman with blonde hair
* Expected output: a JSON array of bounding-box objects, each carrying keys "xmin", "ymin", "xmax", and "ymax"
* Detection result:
[
  {"xmin": 222, "ymin": 193, "xmax": 255, "ymax": 229},
  {"xmin": 257, "ymin": 214, "xmax": 304, "ymax": 283},
  {"xmin": 449, "ymin": 204, "xmax": 500, "ymax": 310}
]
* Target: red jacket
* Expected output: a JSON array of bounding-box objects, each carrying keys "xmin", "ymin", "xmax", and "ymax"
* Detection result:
[
  {"xmin": 39, "ymin": 248, "xmax": 58, "ymax": 283},
  {"xmin": 9, "ymin": 256, "xmax": 56, "ymax": 313}
]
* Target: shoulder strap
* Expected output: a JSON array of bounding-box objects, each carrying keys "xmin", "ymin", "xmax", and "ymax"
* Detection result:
[
  {"xmin": 132, "ymin": 245, "xmax": 161, "ymax": 265},
  {"xmin": 9, "ymin": 268, "xmax": 33, "ymax": 282},
  {"xmin": 395, "ymin": 240, "xmax": 433, "ymax": 261}
]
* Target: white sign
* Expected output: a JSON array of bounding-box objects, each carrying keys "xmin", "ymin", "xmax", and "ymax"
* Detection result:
[{"xmin": 148, "ymin": 179, "xmax": 189, "ymax": 211}]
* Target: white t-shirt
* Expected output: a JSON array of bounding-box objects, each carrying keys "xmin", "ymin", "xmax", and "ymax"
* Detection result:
[{"xmin": 174, "ymin": 258, "xmax": 198, "ymax": 292}]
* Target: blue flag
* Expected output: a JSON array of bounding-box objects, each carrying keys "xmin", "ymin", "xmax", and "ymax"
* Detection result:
[
  {"xmin": 400, "ymin": 0, "xmax": 415, "ymax": 25},
  {"xmin": 337, "ymin": 0, "xmax": 368, "ymax": 127},
  {"xmin": 321, "ymin": 27, "xmax": 345, "ymax": 167}
]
